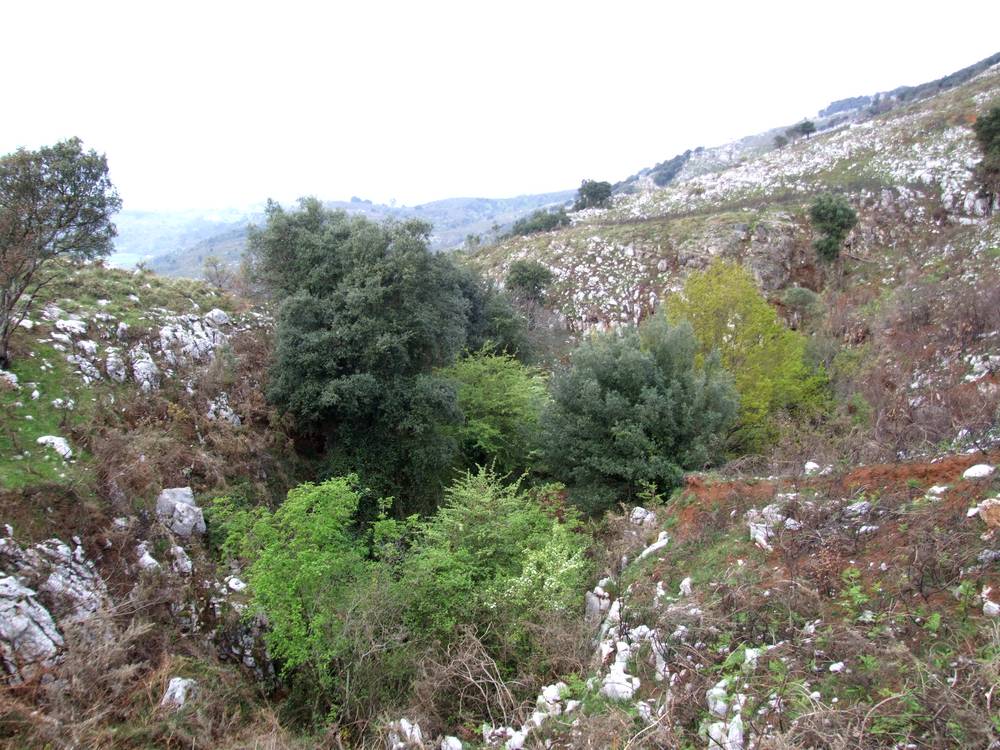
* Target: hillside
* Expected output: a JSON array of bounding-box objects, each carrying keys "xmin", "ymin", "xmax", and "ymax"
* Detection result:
[{"xmin": 2, "ymin": 55, "xmax": 1000, "ymax": 750}]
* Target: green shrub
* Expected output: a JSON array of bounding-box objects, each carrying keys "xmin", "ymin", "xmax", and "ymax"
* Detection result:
[
  {"xmin": 241, "ymin": 477, "xmax": 412, "ymax": 728},
  {"xmin": 439, "ymin": 347, "xmax": 548, "ymax": 475},
  {"xmin": 508, "ymin": 208, "xmax": 569, "ymax": 237},
  {"xmin": 809, "ymin": 193, "xmax": 858, "ymax": 261},
  {"xmin": 399, "ymin": 467, "xmax": 589, "ymax": 641},
  {"xmin": 506, "ymin": 259, "xmax": 555, "ymax": 305},
  {"xmin": 667, "ymin": 260, "xmax": 828, "ymax": 451},
  {"xmin": 540, "ymin": 316, "xmax": 738, "ymax": 514}
]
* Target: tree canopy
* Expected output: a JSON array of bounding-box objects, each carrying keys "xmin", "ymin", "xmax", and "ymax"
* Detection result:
[
  {"xmin": 574, "ymin": 179, "xmax": 613, "ymax": 210},
  {"xmin": 506, "ymin": 259, "xmax": 554, "ymax": 305},
  {"xmin": 248, "ymin": 198, "xmax": 527, "ymax": 514},
  {"xmin": 540, "ymin": 316, "xmax": 737, "ymax": 514},
  {"xmin": 667, "ymin": 260, "xmax": 827, "ymax": 450},
  {"xmin": 0, "ymin": 138, "xmax": 121, "ymax": 367},
  {"xmin": 439, "ymin": 347, "xmax": 548, "ymax": 476}
]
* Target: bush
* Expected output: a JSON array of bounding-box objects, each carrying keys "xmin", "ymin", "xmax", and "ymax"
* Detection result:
[
  {"xmin": 439, "ymin": 347, "xmax": 548, "ymax": 476},
  {"xmin": 399, "ymin": 468, "xmax": 589, "ymax": 642},
  {"xmin": 667, "ymin": 261, "xmax": 828, "ymax": 451},
  {"xmin": 239, "ymin": 477, "xmax": 411, "ymax": 728},
  {"xmin": 540, "ymin": 316, "xmax": 737, "ymax": 514},
  {"xmin": 508, "ymin": 208, "xmax": 569, "ymax": 237},
  {"xmin": 809, "ymin": 193, "xmax": 858, "ymax": 261},
  {"xmin": 506, "ymin": 259, "xmax": 554, "ymax": 305},
  {"xmin": 574, "ymin": 179, "xmax": 612, "ymax": 210}
]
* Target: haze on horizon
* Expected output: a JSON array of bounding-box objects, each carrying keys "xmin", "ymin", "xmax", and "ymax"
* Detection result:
[{"xmin": 3, "ymin": 0, "xmax": 999, "ymax": 213}]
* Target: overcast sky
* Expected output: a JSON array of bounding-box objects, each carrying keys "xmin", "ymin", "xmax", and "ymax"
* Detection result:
[{"xmin": 3, "ymin": 1, "xmax": 999, "ymax": 211}]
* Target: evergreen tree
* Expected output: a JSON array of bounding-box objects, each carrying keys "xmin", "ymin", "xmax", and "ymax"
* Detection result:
[
  {"xmin": 540, "ymin": 317, "xmax": 737, "ymax": 514},
  {"xmin": 809, "ymin": 193, "xmax": 858, "ymax": 261},
  {"xmin": 248, "ymin": 199, "xmax": 472, "ymax": 514}
]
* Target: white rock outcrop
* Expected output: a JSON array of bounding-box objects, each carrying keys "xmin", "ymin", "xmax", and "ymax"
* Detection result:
[
  {"xmin": 0, "ymin": 576, "xmax": 64, "ymax": 682},
  {"xmin": 155, "ymin": 487, "xmax": 206, "ymax": 537},
  {"xmin": 963, "ymin": 464, "xmax": 995, "ymax": 480}
]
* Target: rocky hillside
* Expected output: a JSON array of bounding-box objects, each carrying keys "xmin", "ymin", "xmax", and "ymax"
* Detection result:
[
  {"xmin": 2, "ymin": 56, "xmax": 1000, "ymax": 750},
  {"xmin": 0, "ymin": 264, "xmax": 306, "ymax": 746},
  {"xmin": 472, "ymin": 61, "xmax": 1000, "ymax": 330},
  {"xmin": 388, "ymin": 453, "xmax": 1000, "ymax": 749}
]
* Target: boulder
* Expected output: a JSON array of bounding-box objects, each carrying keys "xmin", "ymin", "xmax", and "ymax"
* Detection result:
[
  {"xmin": 170, "ymin": 546, "xmax": 192, "ymax": 575},
  {"xmin": 130, "ymin": 347, "xmax": 160, "ymax": 392},
  {"xmin": 54, "ymin": 319, "xmax": 87, "ymax": 336},
  {"xmin": 0, "ymin": 576, "xmax": 64, "ymax": 682},
  {"xmin": 36, "ymin": 435, "xmax": 72, "ymax": 459},
  {"xmin": 629, "ymin": 506, "xmax": 657, "ymax": 527},
  {"xmin": 104, "ymin": 350, "xmax": 127, "ymax": 383},
  {"xmin": 204, "ymin": 308, "xmax": 230, "ymax": 327},
  {"xmin": 155, "ymin": 487, "xmax": 205, "ymax": 537},
  {"xmin": 160, "ymin": 676, "xmax": 197, "ymax": 709},
  {"xmin": 963, "ymin": 464, "xmax": 995, "ymax": 480},
  {"xmin": 388, "ymin": 718, "xmax": 423, "ymax": 749}
]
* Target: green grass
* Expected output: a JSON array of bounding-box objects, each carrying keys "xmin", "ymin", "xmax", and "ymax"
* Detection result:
[{"xmin": 0, "ymin": 341, "xmax": 94, "ymax": 489}]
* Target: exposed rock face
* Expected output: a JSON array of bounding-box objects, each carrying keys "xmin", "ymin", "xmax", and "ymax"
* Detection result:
[
  {"xmin": 0, "ymin": 577, "xmax": 64, "ymax": 682},
  {"xmin": 130, "ymin": 346, "xmax": 160, "ymax": 392},
  {"xmin": 104, "ymin": 349, "xmax": 127, "ymax": 383},
  {"xmin": 0, "ymin": 533, "xmax": 112, "ymax": 683},
  {"xmin": 207, "ymin": 393, "xmax": 241, "ymax": 426},
  {"xmin": 159, "ymin": 314, "xmax": 227, "ymax": 366},
  {"xmin": 155, "ymin": 487, "xmax": 206, "ymax": 537}
]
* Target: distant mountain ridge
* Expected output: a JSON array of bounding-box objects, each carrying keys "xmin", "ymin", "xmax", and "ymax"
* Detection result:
[{"xmin": 123, "ymin": 191, "xmax": 574, "ymax": 278}]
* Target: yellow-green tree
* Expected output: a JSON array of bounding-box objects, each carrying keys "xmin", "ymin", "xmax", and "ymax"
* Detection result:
[{"xmin": 667, "ymin": 260, "xmax": 826, "ymax": 451}]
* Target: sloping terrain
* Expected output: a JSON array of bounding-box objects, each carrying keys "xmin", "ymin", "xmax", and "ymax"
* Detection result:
[
  {"xmin": 458, "ymin": 453, "xmax": 1000, "ymax": 749},
  {"xmin": 472, "ymin": 63, "xmax": 1000, "ymax": 328}
]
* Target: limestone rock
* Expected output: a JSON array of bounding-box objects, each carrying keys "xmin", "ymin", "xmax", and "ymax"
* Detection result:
[
  {"xmin": 963, "ymin": 464, "xmax": 995, "ymax": 480},
  {"xmin": 155, "ymin": 487, "xmax": 205, "ymax": 537},
  {"xmin": 160, "ymin": 676, "xmax": 197, "ymax": 709},
  {"xmin": 204, "ymin": 308, "xmax": 230, "ymax": 326},
  {"xmin": 105, "ymin": 350, "xmax": 127, "ymax": 383},
  {"xmin": 0, "ymin": 576, "xmax": 63, "ymax": 682},
  {"xmin": 130, "ymin": 346, "xmax": 160, "ymax": 392},
  {"xmin": 36, "ymin": 435, "xmax": 72, "ymax": 459}
]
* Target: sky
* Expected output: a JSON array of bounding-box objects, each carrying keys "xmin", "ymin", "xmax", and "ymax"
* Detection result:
[{"xmin": 3, "ymin": 0, "xmax": 999, "ymax": 212}]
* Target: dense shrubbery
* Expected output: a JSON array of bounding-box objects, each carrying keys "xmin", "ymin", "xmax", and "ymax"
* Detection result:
[
  {"xmin": 210, "ymin": 468, "xmax": 589, "ymax": 731},
  {"xmin": 667, "ymin": 261, "xmax": 828, "ymax": 451},
  {"xmin": 540, "ymin": 316, "xmax": 737, "ymax": 514},
  {"xmin": 809, "ymin": 193, "xmax": 858, "ymax": 261},
  {"xmin": 247, "ymin": 199, "xmax": 528, "ymax": 514},
  {"xmin": 508, "ymin": 207, "xmax": 569, "ymax": 237},
  {"xmin": 439, "ymin": 348, "xmax": 548, "ymax": 476},
  {"xmin": 400, "ymin": 468, "xmax": 589, "ymax": 642}
]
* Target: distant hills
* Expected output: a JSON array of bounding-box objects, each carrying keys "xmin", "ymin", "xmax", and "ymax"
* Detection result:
[
  {"xmin": 115, "ymin": 192, "xmax": 574, "ymax": 278},
  {"xmin": 120, "ymin": 51, "xmax": 1000, "ymax": 280}
]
